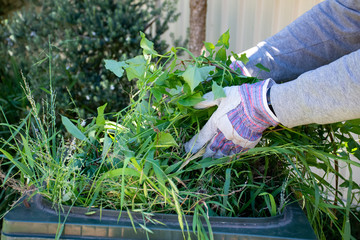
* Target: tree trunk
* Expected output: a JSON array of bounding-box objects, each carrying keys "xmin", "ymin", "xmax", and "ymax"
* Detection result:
[{"xmin": 189, "ymin": 0, "xmax": 207, "ymax": 56}]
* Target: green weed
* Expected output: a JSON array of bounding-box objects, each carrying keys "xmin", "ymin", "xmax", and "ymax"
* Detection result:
[{"xmin": 0, "ymin": 31, "xmax": 359, "ymax": 240}]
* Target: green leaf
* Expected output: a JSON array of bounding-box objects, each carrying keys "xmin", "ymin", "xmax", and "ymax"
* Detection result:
[
  {"xmin": 104, "ymin": 120, "xmax": 128, "ymax": 133},
  {"xmin": 222, "ymin": 168, "xmax": 231, "ymax": 215},
  {"xmin": 140, "ymin": 31, "xmax": 158, "ymax": 56},
  {"xmin": 182, "ymin": 65, "xmax": 215, "ymax": 92},
  {"xmin": 212, "ymin": 82, "xmax": 226, "ymax": 99},
  {"xmin": 260, "ymin": 192, "xmax": 277, "ymax": 216},
  {"xmin": 130, "ymin": 157, "xmax": 142, "ymax": 172},
  {"xmin": 204, "ymin": 42, "xmax": 215, "ymax": 55},
  {"xmin": 341, "ymin": 120, "xmax": 360, "ymax": 134},
  {"xmin": 232, "ymin": 52, "xmax": 249, "ymax": 65},
  {"xmin": 104, "ymin": 167, "xmax": 140, "ymax": 178},
  {"xmin": 154, "ymin": 71, "xmax": 168, "ymax": 86},
  {"xmin": 61, "ymin": 115, "xmax": 89, "ymax": 143},
  {"xmin": 169, "ymin": 58, "xmax": 177, "ymax": 72},
  {"xmin": 168, "ymin": 86, "xmax": 182, "ymax": 96},
  {"xmin": 344, "ymin": 163, "xmax": 353, "ymax": 240},
  {"xmin": 215, "ymin": 47, "xmax": 227, "ymax": 61},
  {"xmin": 127, "ymin": 208, "xmax": 137, "ymax": 233},
  {"xmin": 40, "ymin": 87, "xmax": 51, "ymax": 95},
  {"xmin": 151, "ymin": 159, "xmax": 165, "ymax": 186},
  {"xmin": 216, "ymin": 29, "xmax": 230, "ymax": 49},
  {"xmin": 346, "ymin": 119, "xmax": 360, "ymax": 126},
  {"xmin": 178, "ymin": 92, "xmax": 204, "ymax": 106},
  {"xmin": 150, "ymin": 88, "xmax": 163, "ymax": 102},
  {"xmin": 197, "ymin": 205, "xmax": 213, "ymax": 239},
  {"xmin": 0, "ymin": 148, "xmax": 33, "ymax": 178},
  {"xmin": 121, "ymin": 158, "xmax": 131, "ymax": 218},
  {"xmin": 171, "ymin": 188, "xmax": 184, "ymax": 231},
  {"xmin": 85, "ymin": 211, "xmax": 96, "ymax": 216},
  {"xmin": 125, "ymin": 56, "xmax": 147, "ymax": 81},
  {"xmin": 238, "ymin": 53, "xmax": 249, "ymax": 65},
  {"xmin": 21, "ymin": 135, "xmax": 34, "ymax": 168},
  {"xmin": 101, "ymin": 134, "xmax": 112, "ymax": 159},
  {"xmin": 255, "ymin": 63, "xmax": 270, "ymax": 72},
  {"xmin": 340, "ymin": 180, "xmax": 360, "ymax": 190},
  {"xmin": 0, "ymin": 148, "xmax": 13, "ymax": 161},
  {"xmin": 96, "ymin": 103, "xmax": 107, "ymax": 126},
  {"xmin": 139, "ymin": 224, "xmax": 154, "ymax": 234},
  {"xmin": 353, "ymin": 149, "xmax": 360, "ymax": 160},
  {"xmin": 104, "ymin": 59, "xmax": 127, "ymax": 78},
  {"xmin": 155, "ymin": 132, "xmax": 178, "ymax": 148}
]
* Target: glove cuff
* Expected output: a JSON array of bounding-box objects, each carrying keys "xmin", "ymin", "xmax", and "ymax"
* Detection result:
[
  {"xmin": 238, "ymin": 79, "xmax": 279, "ymax": 132},
  {"xmin": 229, "ymin": 60, "xmax": 251, "ymax": 77}
]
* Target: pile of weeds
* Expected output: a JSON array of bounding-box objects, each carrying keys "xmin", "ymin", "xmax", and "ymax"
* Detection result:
[{"xmin": 1, "ymin": 31, "xmax": 359, "ymax": 239}]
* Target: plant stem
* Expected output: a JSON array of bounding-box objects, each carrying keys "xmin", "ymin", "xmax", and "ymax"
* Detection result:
[{"xmin": 327, "ymin": 126, "xmax": 339, "ymax": 209}]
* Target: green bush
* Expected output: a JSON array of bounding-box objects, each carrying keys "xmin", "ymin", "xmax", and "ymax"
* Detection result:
[
  {"xmin": 0, "ymin": 0, "xmax": 27, "ymax": 17},
  {"xmin": 0, "ymin": 0, "xmax": 180, "ymax": 125}
]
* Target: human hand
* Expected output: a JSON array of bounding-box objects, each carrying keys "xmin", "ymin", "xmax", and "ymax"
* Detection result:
[{"xmin": 185, "ymin": 79, "xmax": 279, "ymax": 158}]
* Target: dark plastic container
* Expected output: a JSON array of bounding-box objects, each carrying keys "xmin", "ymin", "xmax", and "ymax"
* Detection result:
[{"xmin": 2, "ymin": 194, "xmax": 317, "ymax": 240}]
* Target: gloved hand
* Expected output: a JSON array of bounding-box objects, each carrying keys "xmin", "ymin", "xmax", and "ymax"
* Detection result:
[{"xmin": 184, "ymin": 78, "xmax": 279, "ymax": 159}]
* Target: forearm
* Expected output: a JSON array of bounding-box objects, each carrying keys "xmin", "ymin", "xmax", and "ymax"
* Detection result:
[
  {"xmin": 271, "ymin": 49, "xmax": 360, "ymax": 128},
  {"xmin": 243, "ymin": 0, "xmax": 360, "ymax": 82}
]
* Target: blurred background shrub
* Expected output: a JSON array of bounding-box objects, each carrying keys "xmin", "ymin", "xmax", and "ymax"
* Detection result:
[
  {"xmin": 0, "ymin": 0, "xmax": 181, "ymax": 129},
  {"xmin": 0, "ymin": 0, "xmax": 27, "ymax": 17}
]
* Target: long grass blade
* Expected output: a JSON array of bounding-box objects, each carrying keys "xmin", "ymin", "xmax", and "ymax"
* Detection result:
[{"xmin": 61, "ymin": 115, "xmax": 89, "ymax": 143}]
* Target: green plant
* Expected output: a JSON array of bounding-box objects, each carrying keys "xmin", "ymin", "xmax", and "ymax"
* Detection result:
[
  {"xmin": 0, "ymin": 0, "xmax": 27, "ymax": 17},
  {"xmin": 0, "ymin": 0, "xmax": 181, "ymax": 126},
  {"xmin": 1, "ymin": 31, "xmax": 359, "ymax": 239}
]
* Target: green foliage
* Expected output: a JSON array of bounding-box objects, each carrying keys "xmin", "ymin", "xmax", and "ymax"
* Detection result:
[
  {"xmin": 0, "ymin": 0, "xmax": 26, "ymax": 17},
  {"xmin": 0, "ymin": 0, "xmax": 181, "ymax": 128},
  {"xmin": 1, "ymin": 31, "xmax": 360, "ymax": 240}
]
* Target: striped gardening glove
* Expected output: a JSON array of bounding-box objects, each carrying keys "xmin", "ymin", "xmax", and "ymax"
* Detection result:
[{"xmin": 185, "ymin": 78, "xmax": 279, "ymax": 159}]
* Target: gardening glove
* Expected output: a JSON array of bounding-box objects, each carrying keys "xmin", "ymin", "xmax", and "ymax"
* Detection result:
[{"xmin": 185, "ymin": 78, "xmax": 279, "ymax": 159}]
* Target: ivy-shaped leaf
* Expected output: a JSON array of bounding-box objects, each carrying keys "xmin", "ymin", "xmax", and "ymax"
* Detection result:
[
  {"xmin": 231, "ymin": 52, "xmax": 249, "ymax": 65},
  {"xmin": 125, "ymin": 56, "xmax": 147, "ymax": 81},
  {"xmin": 104, "ymin": 59, "xmax": 127, "ymax": 78},
  {"xmin": 168, "ymin": 85, "xmax": 182, "ymax": 96},
  {"xmin": 155, "ymin": 132, "xmax": 178, "ymax": 148},
  {"xmin": 204, "ymin": 42, "xmax": 215, "ymax": 55},
  {"xmin": 212, "ymin": 82, "xmax": 226, "ymax": 100},
  {"xmin": 181, "ymin": 65, "xmax": 215, "ymax": 92},
  {"xmin": 150, "ymin": 88, "xmax": 163, "ymax": 102},
  {"xmin": 140, "ymin": 31, "xmax": 158, "ymax": 56},
  {"xmin": 216, "ymin": 29, "xmax": 230, "ymax": 49},
  {"xmin": 239, "ymin": 53, "xmax": 249, "ymax": 65},
  {"xmin": 215, "ymin": 47, "xmax": 227, "ymax": 61},
  {"xmin": 178, "ymin": 92, "xmax": 205, "ymax": 106},
  {"xmin": 96, "ymin": 103, "xmax": 107, "ymax": 126}
]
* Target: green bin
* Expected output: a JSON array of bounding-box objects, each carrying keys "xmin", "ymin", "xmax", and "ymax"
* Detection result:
[{"xmin": 2, "ymin": 194, "xmax": 317, "ymax": 239}]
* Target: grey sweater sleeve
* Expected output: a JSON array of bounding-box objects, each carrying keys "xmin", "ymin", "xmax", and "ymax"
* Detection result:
[
  {"xmin": 271, "ymin": 50, "xmax": 360, "ymax": 127},
  {"xmin": 241, "ymin": 0, "xmax": 360, "ymax": 127}
]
